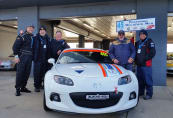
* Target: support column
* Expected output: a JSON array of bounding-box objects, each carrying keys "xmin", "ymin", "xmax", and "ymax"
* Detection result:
[
  {"xmin": 137, "ymin": 0, "xmax": 168, "ymax": 86},
  {"xmin": 17, "ymin": 6, "xmax": 39, "ymax": 35},
  {"xmin": 93, "ymin": 41, "xmax": 102, "ymax": 49},
  {"xmin": 102, "ymin": 39, "xmax": 110, "ymax": 50},
  {"xmin": 79, "ymin": 35, "xmax": 85, "ymax": 48}
]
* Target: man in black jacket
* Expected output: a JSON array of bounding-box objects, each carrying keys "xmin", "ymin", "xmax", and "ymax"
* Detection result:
[
  {"xmin": 12, "ymin": 25, "xmax": 34, "ymax": 96},
  {"xmin": 33, "ymin": 26, "xmax": 51, "ymax": 92},
  {"xmin": 51, "ymin": 31, "xmax": 70, "ymax": 61},
  {"xmin": 135, "ymin": 29, "xmax": 156, "ymax": 100}
]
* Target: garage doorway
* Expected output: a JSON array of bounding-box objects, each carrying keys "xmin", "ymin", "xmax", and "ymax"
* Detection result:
[
  {"xmin": 47, "ymin": 14, "xmax": 136, "ymax": 48},
  {"xmin": 167, "ymin": 15, "xmax": 173, "ymax": 87},
  {"xmin": 0, "ymin": 20, "xmax": 17, "ymax": 71}
]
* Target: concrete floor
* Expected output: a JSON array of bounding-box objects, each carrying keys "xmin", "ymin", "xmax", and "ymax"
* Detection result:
[{"xmin": 0, "ymin": 71, "xmax": 173, "ymax": 118}]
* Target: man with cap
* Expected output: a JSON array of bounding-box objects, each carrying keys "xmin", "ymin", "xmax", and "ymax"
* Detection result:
[
  {"xmin": 12, "ymin": 25, "xmax": 35, "ymax": 96},
  {"xmin": 33, "ymin": 26, "xmax": 52, "ymax": 92},
  {"xmin": 109, "ymin": 30, "xmax": 136, "ymax": 71},
  {"xmin": 51, "ymin": 31, "xmax": 70, "ymax": 61},
  {"xmin": 135, "ymin": 29, "xmax": 156, "ymax": 100}
]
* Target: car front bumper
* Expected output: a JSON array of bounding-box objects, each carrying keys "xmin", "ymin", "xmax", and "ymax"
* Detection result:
[{"xmin": 45, "ymin": 85, "xmax": 138, "ymax": 114}]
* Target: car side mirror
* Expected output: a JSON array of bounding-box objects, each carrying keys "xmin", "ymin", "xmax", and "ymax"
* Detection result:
[{"xmin": 48, "ymin": 58, "xmax": 55, "ymax": 65}]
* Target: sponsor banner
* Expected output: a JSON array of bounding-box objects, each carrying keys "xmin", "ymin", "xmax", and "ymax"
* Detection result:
[{"xmin": 116, "ymin": 18, "xmax": 155, "ymax": 32}]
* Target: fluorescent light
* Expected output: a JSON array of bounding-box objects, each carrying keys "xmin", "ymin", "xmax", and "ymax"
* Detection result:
[
  {"xmin": 83, "ymin": 24, "xmax": 92, "ymax": 29},
  {"xmin": 94, "ymin": 29, "xmax": 100, "ymax": 33},
  {"xmin": 14, "ymin": 26, "xmax": 18, "ymax": 28},
  {"xmin": 102, "ymin": 34, "xmax": 106, "ymax": 36},
  {"xmin": 73, "ymin": 18, "xmax": 81, "ymax": 22}
]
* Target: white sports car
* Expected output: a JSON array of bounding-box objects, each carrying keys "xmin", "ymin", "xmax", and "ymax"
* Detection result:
[{"xmin": 44, "ymin": 48, "xmax": 138, "ymax": 114}]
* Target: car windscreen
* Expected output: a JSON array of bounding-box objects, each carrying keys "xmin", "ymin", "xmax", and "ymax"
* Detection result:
[{"xmin": 58, "ymin": 50, "xmax": 113, "ymax": 64}]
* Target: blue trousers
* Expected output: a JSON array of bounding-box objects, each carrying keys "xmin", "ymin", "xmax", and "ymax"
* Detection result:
[
  {"xmin": 137, "ymin": 66, "xmax": 153, "ymax": 97},
  {"xmin": 34, "ymin": 61, "xmax": 48, "ymax": 89},
  {"xmin": 121, "ymin": 64, "xmax": 133, "ymax": 71}
]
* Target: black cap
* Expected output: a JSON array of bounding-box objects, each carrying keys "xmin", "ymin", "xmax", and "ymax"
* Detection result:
[
  {"xmin": 118, "ymin": 30, "xmax": 125, "ymax": 35},
  {"xmin": 27, "ymin": 25, "xmax": 35, "ymax": 28},
  {"xmin": 139, "ymin": 29, "xmax": 148, "ymax": 37},
  {"xmin": 39, "ymin": 26, "xmax": 47, "ymax": 31}
]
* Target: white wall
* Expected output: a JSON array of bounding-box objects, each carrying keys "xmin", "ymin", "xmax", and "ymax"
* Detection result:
[{"xmin": 0, "ymin": 27, "xmax": 17, "ymax": 59}]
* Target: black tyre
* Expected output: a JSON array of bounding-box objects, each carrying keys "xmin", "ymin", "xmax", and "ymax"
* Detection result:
[{"xmin": 43, "ymin": 92, "xmax": 51, "ymax": 112}]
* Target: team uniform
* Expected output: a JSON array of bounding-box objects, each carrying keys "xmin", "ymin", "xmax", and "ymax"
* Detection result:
[
  {"xmin": 12, "ymin": 32, "xmax": 34, "ymax": 94},
  {"xmin": 33, "ymin": 33, "xmax": 52, "ymax": 91},
  {"xmin": 135, "ymin": 38, "xmax": 156, "ymax": 98}
]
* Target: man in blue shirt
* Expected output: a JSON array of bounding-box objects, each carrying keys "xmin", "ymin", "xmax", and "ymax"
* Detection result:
[{"xmin": 109, "ymin": 30, "xmax": 136, "ymax": 71}]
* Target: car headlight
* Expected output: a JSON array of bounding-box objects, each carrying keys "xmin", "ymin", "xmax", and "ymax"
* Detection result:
[
  {"xmin": 54, "ymin": 75, "xmax": 74, "ymax": 86},
  {"xmin": 118, "ymin": 75, "xmax": 132, "ymax": 85}
]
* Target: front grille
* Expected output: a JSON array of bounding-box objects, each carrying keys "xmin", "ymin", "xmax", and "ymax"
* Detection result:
[{"xmin": 70, "ymin": 92, "xmax": 123, "ymax": 109}]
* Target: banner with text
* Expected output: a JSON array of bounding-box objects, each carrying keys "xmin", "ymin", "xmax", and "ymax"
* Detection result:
[{"xmin": 116, "ymin": 18, "xmax": 155, "ymax": 32}]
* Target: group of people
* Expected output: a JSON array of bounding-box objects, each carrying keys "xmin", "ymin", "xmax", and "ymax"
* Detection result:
[
  {"xmin": 109, "ymin": 29, "xmax": 156, "ymax": 100},
  {"xmin": 12, "ymin": 25, "xmax": 69, "ymax": 96},
  {"xmin": 12, "ymin": 25, "xmax": 156, "ymax": 100}
]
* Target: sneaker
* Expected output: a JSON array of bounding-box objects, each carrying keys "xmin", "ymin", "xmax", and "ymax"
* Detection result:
[
  {"xmin": 15, "ymin": 89, "xmax": 21, "ymax": 96},
  {"xmin": 35, "ymin": 88, "xmax": 40, "ymax": 92},
  {"xmin": 143, "ymin": 95, "xmax": 152, "ymax": 100},
  {"xmin": 20, "ymin": 88, "xmax": 31, "ymax": 93}
]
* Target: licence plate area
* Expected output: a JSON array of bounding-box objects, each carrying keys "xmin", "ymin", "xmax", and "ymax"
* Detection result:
[{"xmin": 86, "ymin": 94, "xmax": 110, "ymax": 100}]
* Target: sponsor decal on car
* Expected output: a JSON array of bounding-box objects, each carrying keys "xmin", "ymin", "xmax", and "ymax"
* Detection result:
[{"xmin": 98, "ymin": 64, "xmax": 123, "ymax": 77}]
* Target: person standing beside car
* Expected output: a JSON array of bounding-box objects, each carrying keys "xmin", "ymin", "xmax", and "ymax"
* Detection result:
[
  {"xmin": 51, "ymin": 31, "xmax": 70, "ymax": 61},
  {"xmin": 12, "ymin": 25, "xmax": 34, "ymax": 96},
  {"xmin": 33, "ymin": 26, "xmax": 52, "ymax": 92},
  {"xmin": 135, "ymin": 29, "xmax": 156, "ymax": 100},
  {"xmin": 19, "ymin": 30, "xmax": 24, "ymax": 36},
  {"xmin": 109, "ymin": 30, "xmax": 136, "ymax": 71}
]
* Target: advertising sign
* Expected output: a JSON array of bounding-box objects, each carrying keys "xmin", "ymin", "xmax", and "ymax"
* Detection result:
[{"xmin": 116, "ymin": 18, "xmax": 155, "ymax": 32}]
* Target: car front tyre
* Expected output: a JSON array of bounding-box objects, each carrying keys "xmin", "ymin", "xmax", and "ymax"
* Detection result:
[{"xmin": 43, "ymin": 92, "xmax": 52, "ymax": 112}]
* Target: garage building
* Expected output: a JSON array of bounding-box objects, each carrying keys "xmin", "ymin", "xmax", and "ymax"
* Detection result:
[{"xmin": 0, "ymin": 0, "xmax": 172, "ymax": 86}]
